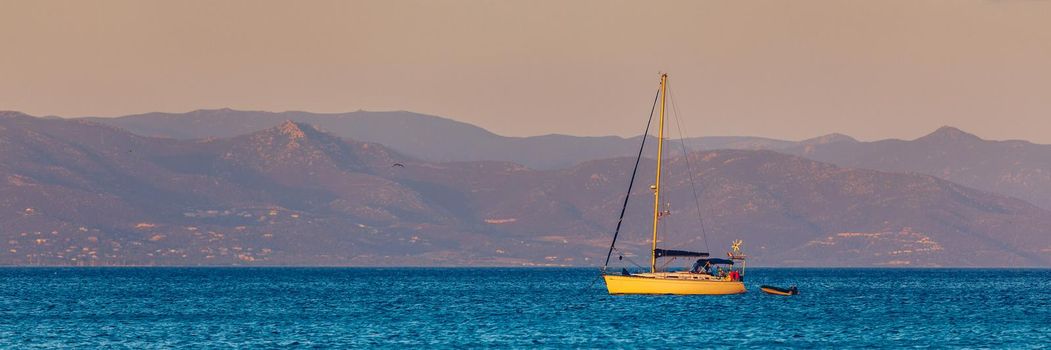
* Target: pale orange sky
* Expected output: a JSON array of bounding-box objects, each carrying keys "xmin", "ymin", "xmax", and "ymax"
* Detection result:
[{"xmin": 2, "ymin": 0, "xmax": 1050, "ymax": 141}]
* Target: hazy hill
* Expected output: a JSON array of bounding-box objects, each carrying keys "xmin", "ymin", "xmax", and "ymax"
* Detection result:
[
  {"xmin": 85, "ymin": 109, "xmax": 791, "ymax": 169},
  {"xmin": 0, "ymin": 113, "xmax": 505, "ymax": 265},
  {"xmin": 3, "ymin": 113, "xmax": 1049, "ymax": 266},
  {"xmin": 780, "ymin": 126, "xmax": 1051, "ymax": 210},
  {"xmin": 86, "ymin": 109, "xmax": 1051, "ymax": 212},
  {"xmin": 462, "ymin": 150, "xmax": 1051, "ymax": 267}
]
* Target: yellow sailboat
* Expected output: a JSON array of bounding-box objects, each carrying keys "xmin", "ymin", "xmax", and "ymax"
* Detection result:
[{"xmin": 602, "ymin": 73, "xmax": 746, "ymax": 295}]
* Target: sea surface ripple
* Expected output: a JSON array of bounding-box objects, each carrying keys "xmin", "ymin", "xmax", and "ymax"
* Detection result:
[{"xmin": 0, "ymin": 268, "xmax": 1048, "ymax": 348}]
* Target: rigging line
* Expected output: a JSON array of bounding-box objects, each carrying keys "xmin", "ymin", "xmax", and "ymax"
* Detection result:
[
  {"xmin": 659, "ymin": 257, "xmax": 675, "ymax": 271},
  {"xmin": 612, "ymin": 247, "xmax": 646, "ymax": 270},
  {"xmin": 602, "ymin": 87, "xmax": 661, "ymax": 272},
  {"xmin": 585, "ymin": 273, "xmax": 603, "ymax": 290},
  {"xmin": 658, "ymin": 81, "xmax": 690, "ymax": 251},
  {"xmin": 658, "ymin": 101, "xmax": 686, "ymax": 251},
  {"xmin": 668, "ymin": 86, "xmax": 711, "ymax": 254}
]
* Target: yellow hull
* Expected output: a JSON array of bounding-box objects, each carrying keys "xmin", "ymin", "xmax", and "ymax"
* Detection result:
[{"xmin": 603, "ymin": 273, "xmax": 746, "ymax": 295}]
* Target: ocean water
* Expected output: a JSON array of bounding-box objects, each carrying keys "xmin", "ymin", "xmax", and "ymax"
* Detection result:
[{"xmin": 0, "ymin": 268, "xmax": 1048, "ymax": 348}]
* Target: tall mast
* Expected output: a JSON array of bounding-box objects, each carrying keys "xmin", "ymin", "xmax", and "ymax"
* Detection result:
[{"xmin": 651, "ymin": 73, "xmax": 668, "ymax": 273}]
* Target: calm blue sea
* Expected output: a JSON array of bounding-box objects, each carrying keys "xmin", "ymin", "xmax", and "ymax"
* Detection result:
[{"xmin": 0, "ymin": 268, "xmax": 1048, "ymax": 348}]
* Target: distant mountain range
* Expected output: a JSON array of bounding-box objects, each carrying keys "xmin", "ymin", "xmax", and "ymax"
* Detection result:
[
  {"xmin": 778, "ymin": 126, "xmax": 1051, "ymax": 210},
  {"xmin": 3, "ymin": 110, "xmax": 1049, "ymax": 266},
  {"xmin": 85, "ymin": 109, "xmax": 795, "ymax": 170},
  {"xmin": 89, "ymin": 109, "xmax": 1051, "ymax": 211}
]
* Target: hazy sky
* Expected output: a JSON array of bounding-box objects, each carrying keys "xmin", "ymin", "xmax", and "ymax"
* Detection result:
[{"xmin": 2, "ymin": 0, "xmax": 1050, "ymax": 141}]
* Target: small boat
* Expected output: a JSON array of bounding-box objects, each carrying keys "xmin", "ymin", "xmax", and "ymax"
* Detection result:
[{"xmin": 760, "ymin": 285, "xmax": 798, "ymax": 296}]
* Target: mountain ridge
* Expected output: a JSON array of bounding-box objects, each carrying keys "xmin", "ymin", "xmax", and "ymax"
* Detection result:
[
  {"xmin": 78, "ymin": 109, "xmax": 1051, "ymax": 211},
  {"xmin": 80, "ymin": 109, "xmax": 804, "ymax": 169},
  {"xmin": 2, "ymin": 114, "xmax": 1049, "ymax": 266},
  {"xmin": 781, "ymin": 125, "xmax": 1051, "ymax": 210}
]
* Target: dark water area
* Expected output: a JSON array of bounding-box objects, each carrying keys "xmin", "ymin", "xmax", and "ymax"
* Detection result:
[{"xmin": 0, "ymin": 268, "xmax": 1048, "ymax": 348}]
